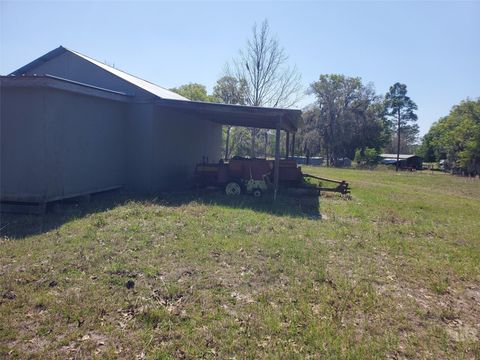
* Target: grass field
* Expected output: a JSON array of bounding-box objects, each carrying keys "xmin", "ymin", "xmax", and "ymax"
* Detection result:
[{"xmin": 1, "ymin": 168, "xmax": 479, "ymax": 359}]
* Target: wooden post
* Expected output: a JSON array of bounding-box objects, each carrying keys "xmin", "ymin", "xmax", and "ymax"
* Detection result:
[
  {"xmin": 285, "ymin": 132, "xmax": 290, "ymax": 159},
  {"xmin": 274, "ymin": 120, "xmax": 281, "ymax": 201},
  {"xmin": 396, "ymin": 109, "xmax": 401, "ymax": 172},
  {"xmin": 224, "ymin": 126, "xmax": 231, "ymax": 160},
  {"xmin": 264, "ymin": 130, "xmax": 268, "ymax": 159},
  {"xmin": 291, "ymin": 133, "xmax": 296, "ymax": 158}
]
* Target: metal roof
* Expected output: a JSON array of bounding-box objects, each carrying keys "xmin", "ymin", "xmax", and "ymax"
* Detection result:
[
  {"xmin": 8, "ymin": 46, "xmax": 302, "ymax": 132},
  {"xmin": 380, "ymin": 154, "xmax": 419, "ymax": 159},
  {"xmin": 156, "ymin": 98, "xmax": 302, "ymax": 132},
  {"xmin": 9, "ymin": 46, "xmax": 188, "ymax": 101},
  {"xmin": 1, "ymin": 75, "xmax": 131, "ymax": 102}
]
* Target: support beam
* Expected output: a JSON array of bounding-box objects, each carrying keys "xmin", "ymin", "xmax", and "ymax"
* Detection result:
[
  {"xmin": 285, "ymin": 132, "xmax": 289, "ymax": 158},
  {"xmin": 291, "ymin": 133, "xmax": 296, "ymax": 158},
  {"xmin": 224, "ymin": 126, "xmax": 231, "ymax": 160},
  {"xmin": 274, "ymin": 121, "xmax": 281, "ymax": 201}
]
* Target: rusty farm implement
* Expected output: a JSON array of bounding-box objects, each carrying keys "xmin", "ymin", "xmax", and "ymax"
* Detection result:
[{"xmin": 194, "ymin": 157, "xmax": 350, "ymax": 197}]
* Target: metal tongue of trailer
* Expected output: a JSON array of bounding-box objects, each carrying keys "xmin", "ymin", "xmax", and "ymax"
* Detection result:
[{"xmin": 194, "ymin": 157, "xmax": 350, "ymax": 197}]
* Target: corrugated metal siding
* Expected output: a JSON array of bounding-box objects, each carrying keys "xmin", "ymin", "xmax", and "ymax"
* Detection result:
[{"xmin": 1, "ymin": 85, "xmax": 127, "ymax": 202}]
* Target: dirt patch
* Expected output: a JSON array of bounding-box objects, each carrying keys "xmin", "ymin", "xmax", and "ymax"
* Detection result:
[{"xmin": 445, "ymin": 319, "xmax": 478, "ymax": 343}]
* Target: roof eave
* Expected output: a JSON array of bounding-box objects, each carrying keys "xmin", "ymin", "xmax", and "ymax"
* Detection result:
[
  {"xmin": 155, "ymin": 98, "xmax": 302, "ymax": 132},
  {"xmin": 9, "ymin": 46, "xmax": 67, "ymax": 76}
]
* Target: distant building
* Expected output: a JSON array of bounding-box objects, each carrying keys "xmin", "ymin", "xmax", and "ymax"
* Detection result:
[
  {"xmin": 439, "ymin": 159, "xmax": 446, "ymax": 171},
  {"xmin": 292, "ymin": 156, "xmax": 324, "ymax": 166},
  {"xmin": 334, "ymin": 157, "xmax": 352, "ymax": 168},
  {"xmin": 380, "ymin": 154, "xmax": 423, "ymax": 170}
]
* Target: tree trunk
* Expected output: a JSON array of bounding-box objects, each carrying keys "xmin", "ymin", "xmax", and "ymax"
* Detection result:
[
  {"xmin": 291, "ymin": 133, "xmax": 296, "ymax": 158},
  {"xmin": 396, "ymin": 109, "xmax": 401, "ymax": 172},
  {"xmin": 274, "ymin": 122, "xmax": 281, "ymax": 200},
  {"xmin": 326, "ymin": 146, "xmax": 329, "ymax": 167},
  {"xmin": 224, "ymin": 126, "xmax": 231, "ymax": 160}
]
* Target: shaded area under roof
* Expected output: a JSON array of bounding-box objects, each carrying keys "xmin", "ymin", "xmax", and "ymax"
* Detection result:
[
  {"xmin": 9, "ymin": 46, "xmax": 188, "ymax": 101},
  {"xmin": 156, "ymin": 98, "xmax": 302, "ymax": 132}
]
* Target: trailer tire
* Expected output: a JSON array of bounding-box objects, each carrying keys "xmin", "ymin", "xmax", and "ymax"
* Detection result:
[
  {"xmin": 225, "ymin": 181, "xmax": 242, "ymax": 196},
  {"xmin": 252, "ymin": 188, "xmax": 263, "ymax": 198}
]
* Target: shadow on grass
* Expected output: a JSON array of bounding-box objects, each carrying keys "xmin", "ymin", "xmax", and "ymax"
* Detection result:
[
  {"xmin": 0, "ymin": 187, "xmax": 321, "ymax": 239},
  {"xmin": 163, "ymin": 187, "xmax": 321, "ymax": 218}
]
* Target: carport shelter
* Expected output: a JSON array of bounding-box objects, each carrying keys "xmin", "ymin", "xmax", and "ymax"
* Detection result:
[{"xmin": 1, "ymin": 46, "xmax": 301, "ymax": 210}]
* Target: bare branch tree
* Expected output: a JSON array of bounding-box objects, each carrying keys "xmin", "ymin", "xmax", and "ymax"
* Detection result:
[{"xmin": 226, "ymin": 19, "xmax": 302, "ymax": 157}]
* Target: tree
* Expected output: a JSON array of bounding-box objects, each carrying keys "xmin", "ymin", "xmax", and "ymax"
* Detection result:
[
  {"xmin": 226, "ymin": 19, "xmax": 302, "ymax": 157},
  {"xmin": 213, "ymin": 76, "xmax": 248, "ymax": 159},
  {"xmin": 170, "ymin": 83, "xmax": 217, "ymax": 102},
  {"xmin": 213, "ymin": 76, "xmax": 247, "ymax": 105},
  {"xmin": 384, "ymin": 83, "xmax": 418, "ymax": 171},
  {"xmin": 384, "ymin": 123, "xmax": 420, "ymax": 154},
  {"xmin": 297, "ymin": 105, "xmax": 324, "ymax": 159},
  {"xmin": 355, "ymin": 147, "xmax": 379, "ymax": 168},
  {"xmin": 364, "ymin": 148, "xmax": 379, "ymax": 165},
  {"xmin": 303, "ymin": 74, "xmax": 388, "ymax": 165},
  {"xmin": 417, "ymin": 125, "xmax": 442, "ymax": 162},
  {"xmin": 419, "ymin": 98, "xmax": 480, "ymax": 175}
]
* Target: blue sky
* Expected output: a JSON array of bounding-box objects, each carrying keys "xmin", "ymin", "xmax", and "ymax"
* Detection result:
[{"xmin": 1, "ymin": 1, "xmax": 479, "ymax": 135}]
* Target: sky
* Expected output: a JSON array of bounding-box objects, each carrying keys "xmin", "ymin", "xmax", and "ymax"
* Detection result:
[{"xmin": 1, "ymin": 1, "xmax": 479, "ymax": 135}]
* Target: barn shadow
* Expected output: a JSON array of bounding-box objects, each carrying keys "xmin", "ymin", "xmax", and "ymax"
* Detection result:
[
  {"xmin": 0, "ymin": 188, "xmax": 321, "ymax": 239},
  {"xmin": 163, "ymin": 187, "xmax": 321, "ymax": 218}
]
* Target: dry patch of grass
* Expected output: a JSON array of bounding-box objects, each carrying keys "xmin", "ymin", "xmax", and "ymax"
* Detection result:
[{"xmin": 1, "ymin": 168, "xmax": 479, "ymax": 359}]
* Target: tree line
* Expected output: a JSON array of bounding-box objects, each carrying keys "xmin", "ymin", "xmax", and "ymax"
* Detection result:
[
  {"xmin": 170, "ymin": 20, "xmax": 423, "ymax": 169},
  {"xmin": 418, "ymin": 99, "xmax": 480, "ymax": 176}
]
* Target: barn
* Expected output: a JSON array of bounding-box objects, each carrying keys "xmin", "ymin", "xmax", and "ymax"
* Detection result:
[
  {"xmin": 1, "ymin": 46, "xmax": 301, "ymax": 209},
  {"xmin": 380, "ymin": 154, "xmax": 423, "ymax": 170}
]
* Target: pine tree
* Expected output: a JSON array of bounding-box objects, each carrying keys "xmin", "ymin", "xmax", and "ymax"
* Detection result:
[{"xmin": 384, "ymin": 83, "xmax": 418, "ymax": 171}]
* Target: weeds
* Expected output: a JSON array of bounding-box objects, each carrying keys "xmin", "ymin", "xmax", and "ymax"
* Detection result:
[{"xmin": 0, "ymin": 168, "xmax": 479, "ymax": 358}]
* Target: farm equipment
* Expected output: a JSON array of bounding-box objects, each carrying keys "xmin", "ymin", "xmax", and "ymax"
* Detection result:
[{"xmin": 194, "ymin": 157, "xmax": 349, "ymax": 197}]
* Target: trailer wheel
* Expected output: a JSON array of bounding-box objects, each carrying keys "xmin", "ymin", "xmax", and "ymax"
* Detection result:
[
  {"xmin": 225, "ymin": 181, "xmax": 242, "ymax": 196},
  {"xmin": 252, "ymin": 188, "xmax": 263, "ymax": 198}
]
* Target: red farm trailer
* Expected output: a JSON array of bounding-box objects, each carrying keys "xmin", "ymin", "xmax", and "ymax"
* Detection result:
[{"xmin": 194, "ymin": 157, "xmax": 349, "ymax": 197}]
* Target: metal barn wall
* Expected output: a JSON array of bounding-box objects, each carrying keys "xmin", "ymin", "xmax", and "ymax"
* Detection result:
[
  {"xmin": 46, "ymin": 89, "xmax": 127, "ymax": 199},
  {"xmin": 151, "ymin": 107, "xmax": 222, "ymax": 191},
  {"xmin": 125, "ymin": 102, "xmax": 155, "ymax": 193},
  {"xmin": 1, "ymin": 87, "xmax": 47, "ymax": 201},
  {"xmin": 1, "ymin": 85, "xmax": 127, "ymax": 202}
]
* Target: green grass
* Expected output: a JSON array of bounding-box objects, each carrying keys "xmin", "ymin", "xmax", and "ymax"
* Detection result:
[{"xmin": 1, "ymin": 167, "xmax": 479, "ymax": 359}]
